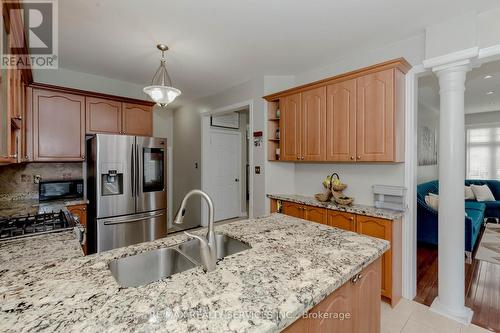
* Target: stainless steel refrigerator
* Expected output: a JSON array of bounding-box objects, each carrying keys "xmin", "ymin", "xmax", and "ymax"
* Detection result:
[{"xmin": 87, "ymin": 134, "xmax": 167, "ymax": 253}]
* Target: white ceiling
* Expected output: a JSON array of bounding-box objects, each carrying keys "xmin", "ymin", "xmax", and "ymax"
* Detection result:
[
  {"xmin": 59, "ymin": 0, "xmax": 500, "ymax": 104},
  {"xmin": 419, "ymin": 60, "xmax": 500, "ymax": 114}
]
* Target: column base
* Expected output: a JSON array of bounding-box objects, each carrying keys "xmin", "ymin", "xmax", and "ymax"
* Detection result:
[{"xmin": 430, "ymin": 297, "xmax": 473, "ymax": 325}]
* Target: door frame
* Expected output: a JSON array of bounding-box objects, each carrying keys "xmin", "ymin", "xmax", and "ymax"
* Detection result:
[
  {"xmin": 200, "ymin": 99, "xmax": 254, "ymax": 226},
  {"xmin": 403, "ymin": 45, "xmax": 500, "ymax": 300}
]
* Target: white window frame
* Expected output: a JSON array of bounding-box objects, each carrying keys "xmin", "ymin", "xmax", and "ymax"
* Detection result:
[{"xmin": 466, "ymin": 122, "xmax": 500, "ymax": 180}]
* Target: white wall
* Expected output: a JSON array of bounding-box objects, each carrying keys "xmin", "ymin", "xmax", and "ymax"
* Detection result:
[
  {"xmin": 33, "ymin": 67, "xmax": 149, "ymax": 101},
  {"xmin": 417, "ymin": 103, "xmax": 439, "ymax": 184},
  {"xmin": 465, "ymin": 110, "xmax": 500, "ymax": 125},
  {"xmin": 294, "ymin": 34, "xmax": 425, "ymax": 85},
  {"xmin": 172, "ymin": 102, "xmax": 202, "ymax": 224},
  {"xmin": 294, "ymin": 164, "xmax": 405, "ymax": 205}
]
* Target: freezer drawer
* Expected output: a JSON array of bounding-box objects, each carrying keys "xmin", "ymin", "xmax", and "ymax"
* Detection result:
[{"xmin": 96, "ymin": 210, "xmax": 167, "ymax": 253}]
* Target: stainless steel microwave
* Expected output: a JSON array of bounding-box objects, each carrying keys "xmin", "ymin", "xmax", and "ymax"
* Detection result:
[{"xmin": 39, "ymin": 179, "xmax": 84, "ymax": 202}]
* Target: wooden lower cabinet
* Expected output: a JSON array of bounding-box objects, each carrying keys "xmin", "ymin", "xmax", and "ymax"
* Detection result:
[
  {"xmin": 304, "ymin": 206, "xmax": 327, "ymax": 224},
  {"xmin": 282, "ymin": 201, "xmax": 305, "ymax": 219},
  {"xmin": 327, "ymin": 211, "xmax": 356, "ymax": 231},
  {"xmin": 276, "ymin": 200, "xmax": 401, "ymax": 307},
  {"xmin": 356, "ymin": 215, "xmax": 401, "ymax": 306},
  {"xmin": 284, "ymin": 258, "xmax": 381, "ymax": 333},
  {"xmin": 67, "ymin": 204, "xmax": 87, "ymax": 255}
]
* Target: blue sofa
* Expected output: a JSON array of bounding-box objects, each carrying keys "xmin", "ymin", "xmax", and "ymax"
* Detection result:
[{"xmin": 417, "ymin": 180, "xmax": 500, "ymax": 255}]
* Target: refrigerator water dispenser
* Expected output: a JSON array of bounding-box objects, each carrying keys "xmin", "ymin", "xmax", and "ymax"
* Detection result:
[{"xmin": 101, "ymin": 167, "xmax": 123, "ymax": 196}]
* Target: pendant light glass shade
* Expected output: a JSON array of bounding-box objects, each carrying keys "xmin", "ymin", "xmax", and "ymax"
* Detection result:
[{"xmin": 143, "ymin": 44, "xmax": 181, "ymax": 108}]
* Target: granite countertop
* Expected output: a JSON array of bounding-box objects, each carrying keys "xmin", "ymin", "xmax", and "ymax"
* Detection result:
[
  {"xmin": 0, "ymin": 192, "xmax": 88, "ymax": 218},
  {"xmin": 267, "ymin": 194, "xmax": 405, "ymax": 220},
  {"xmin": 0, "ymin": 213, "xmax": 389, "ymax": 333}
]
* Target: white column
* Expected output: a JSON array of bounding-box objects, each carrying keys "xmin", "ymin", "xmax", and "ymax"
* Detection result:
[{"xmin": 430, "ymin": 64, "xmax": 473, "ymax": 324}]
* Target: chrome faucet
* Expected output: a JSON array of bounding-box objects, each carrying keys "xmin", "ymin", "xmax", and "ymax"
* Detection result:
[{"xmin": 173, "ymin": 189, "xmax": 217, "ymax": 271}]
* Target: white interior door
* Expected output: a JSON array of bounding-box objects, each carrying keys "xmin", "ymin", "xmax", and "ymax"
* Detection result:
[{"xmin": 207, "ymin": 129, "xmax": 242, "ymax": 221}]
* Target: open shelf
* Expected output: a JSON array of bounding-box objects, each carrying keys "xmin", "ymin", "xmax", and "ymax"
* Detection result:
[{"xmin": 267, "ymin": 99, "xmax": 281, "ymax": 161}]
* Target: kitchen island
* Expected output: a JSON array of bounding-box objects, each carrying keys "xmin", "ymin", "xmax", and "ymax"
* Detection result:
[{"xmin": 0, "ymin": 213, "xmax": 388, "ymax": 332}]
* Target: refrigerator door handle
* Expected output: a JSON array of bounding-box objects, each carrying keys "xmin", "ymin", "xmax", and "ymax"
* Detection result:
[
  {"xmin": 131, "ymin": 143, "xmax": 135, "ymax": 197},
  {"xmin": 103, "ymin": 211, "xmax": 165, "ymax": 225},
  {"xmin": 136, "ymin": 144, "xmax": 140, "ymax": 197}
]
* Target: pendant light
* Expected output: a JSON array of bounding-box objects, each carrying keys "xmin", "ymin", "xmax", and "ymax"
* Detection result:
[{"xmin": 143, "ymin": 44, "xmax": 181, "ymax": 107}]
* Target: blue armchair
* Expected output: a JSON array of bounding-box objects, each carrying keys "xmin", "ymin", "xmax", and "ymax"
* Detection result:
[{"xmin": 416, "ymin": 180, "xmax": 494, "ymax": 257}]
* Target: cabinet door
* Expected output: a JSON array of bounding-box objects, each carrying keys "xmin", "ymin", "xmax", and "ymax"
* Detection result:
[
  {"xmin": 86, "ymin": 97, "xmax": 122, "ymax": 134},
  {"xmin": 301, "ymin": 87, "xmax": 326, "ymax": 161},
  {"xmin": 327, "ymin": 211, "xmax": 356, "ymax": 231},
  {"xmin": 326, "ymin": 79, "xmax": 356, "ymax": 161},
  {"xmin": 356, "ymin": 69, "xmax": 395, "ymax": 162},
  {"xmin": 122, "ymin": 103, "xmax": 152, "ymax": 136},
  {"xmin": 67, "ymin": 204, "xmax": 87, "ymax": 254},
  {"xmin": 356, "ymin": 215, "xmax": 392, "ymax": 298},
  {"xmin": 33, "ymin": 89, "xmax": 85, "ymax": 161},
  {"xmin": 354, "ymin": 258, "xmax": 381, "ymax": 333},
  {"xmin": 282, "ymin": 201, "xmax": 304, "ymax": 219},
  {"xmin": 281, "ymin": 93, "xmax": 301, "ymax": 161},
  {"xmin": 304, "ymin": 206, "xmax": 327, "ymax": 224},
  {"xmin": 308, "ymin": 280, "xmax": 355, "ymax": 333}
]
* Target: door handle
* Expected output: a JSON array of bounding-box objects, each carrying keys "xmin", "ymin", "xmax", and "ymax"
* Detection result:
[
  {"xmin": 131, "ymin": 143, "xmax": 135, "ymax": 197},
  {"xmin": 103, "ymin": 211, "xmax": 165, "ymax": 225}
]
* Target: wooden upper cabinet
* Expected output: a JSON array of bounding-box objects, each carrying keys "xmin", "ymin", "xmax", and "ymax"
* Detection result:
[
  {"xmin": 281, "ymin": 93, "xmax": 301, "ymax": 161},
  {"xmin": 122, "ymin": 103, "xmax": 153, "ymax": 136},
  {"xmin": 326, "ymin": 79, "xmax": 356, "ymax": 161},
  {"xmin": 327, "ymin": 211, "xmax": 356, "ymax": 231},
  {"xmin": 301, "ymin": 87, "xmax": 326, "ymax": 161},
  {"xmin": 265, "ymin": 58, "xmax": 409, "ymax": 163},
  {"xmin": 356, "ymin": 69, "xmax": 395, "ymax": 162},
  {"xmin": 33, "ymin": 89, "xmax": 85, "ymax": 161},
  {"xmin": 86, "ymin": 97, "xmax": 122, "ymax": 134}
]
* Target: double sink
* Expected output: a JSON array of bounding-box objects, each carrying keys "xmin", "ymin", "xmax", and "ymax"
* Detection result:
[{"xmin": 108, "ymin": 234, "xmax": 251, "ymax": 287}]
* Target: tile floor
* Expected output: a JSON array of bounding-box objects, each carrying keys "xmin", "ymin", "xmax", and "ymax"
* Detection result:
[{"xmin": 381, "ymin": 298, "xmax": 494, "ymax": 333}]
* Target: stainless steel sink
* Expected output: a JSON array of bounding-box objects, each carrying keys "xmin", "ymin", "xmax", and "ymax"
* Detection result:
[
  {"xmin": 108, "ymin": 248, "xmax": 197, "ymax": 287},
  {"xmin": 177, "ymin": 234, "xmax": 251, "ymax": 263}
]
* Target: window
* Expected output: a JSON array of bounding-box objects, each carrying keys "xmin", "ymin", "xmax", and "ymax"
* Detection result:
[{"xmin": 466, "ymin": 126, "xmax": 500, "ymax": 180}]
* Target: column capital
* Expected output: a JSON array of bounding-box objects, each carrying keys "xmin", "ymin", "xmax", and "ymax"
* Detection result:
[{"xmin": 423, "ymin": 47, "xmax": 479, "ymax": 73}]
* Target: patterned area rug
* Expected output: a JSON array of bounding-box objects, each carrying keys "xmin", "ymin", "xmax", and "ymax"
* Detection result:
[{"xmin": 476, "ymin": 223, "xmax": 500, "ymax": 265}]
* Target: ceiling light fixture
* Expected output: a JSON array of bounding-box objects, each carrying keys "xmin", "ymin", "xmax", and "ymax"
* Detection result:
[
  {"xmin": 486, "ymin": 91, "xmax": 495, "ymax": 95},
  {"xmin": 143, "ymin": 44, "xmax": 181, "ymax": 108},
  {"xmin": 484, "ymin": 75, "xmax": 493, "ymax": 79}
]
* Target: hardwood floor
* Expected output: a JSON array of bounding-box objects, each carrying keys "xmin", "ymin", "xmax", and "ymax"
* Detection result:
[{"xmin": 415, "ymin": 228, "xmax": 500, "ymax": 332}]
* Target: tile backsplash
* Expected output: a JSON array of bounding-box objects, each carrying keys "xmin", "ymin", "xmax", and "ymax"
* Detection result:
[{"xmin": 0, "ymin": 163, "xmax": 83, "ymax": 194}]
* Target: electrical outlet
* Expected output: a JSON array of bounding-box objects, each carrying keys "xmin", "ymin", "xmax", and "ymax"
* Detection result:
[
  {"xmin": 33, "ymin": 175, "xmax": 41, "ymax": 184},
  {"xmin": 255, "ymin": 166, "xmax": 261, "ymax": 174},
  {"xmin": 20, "ymin": 174, "xmax": 30, "ymax": 183}
]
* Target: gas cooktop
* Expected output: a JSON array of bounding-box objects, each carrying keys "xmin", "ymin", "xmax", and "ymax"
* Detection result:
[{"xmin": 0, "ymin": 210, "xmax": 73, "ymax": 241}]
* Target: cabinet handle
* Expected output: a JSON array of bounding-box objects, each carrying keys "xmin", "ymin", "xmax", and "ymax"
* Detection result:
[
  {"xmin": 350, "ymin": 156, "xmax": 354, "ymax": 160},
  {"xmin": 301, "ymin": 156, "xmax": 304, "ymax": 160},
  {"xmin": 349, "ymin": 217, "xmax": 354, "ymax": 221},
  {"xmin": 357, "ymin": 156, "xmax": 361, "ymax": 160},
  {"xmin": 296, "ymin": 156, "xmax": 300, "ymax": 160},
  {"xmin": 351, "ymin": 273, "xmax": 362, "ymax": 284},
  {"xmin": 81, "ymin": 154, "xmax": 85, "ymax": 159}
]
